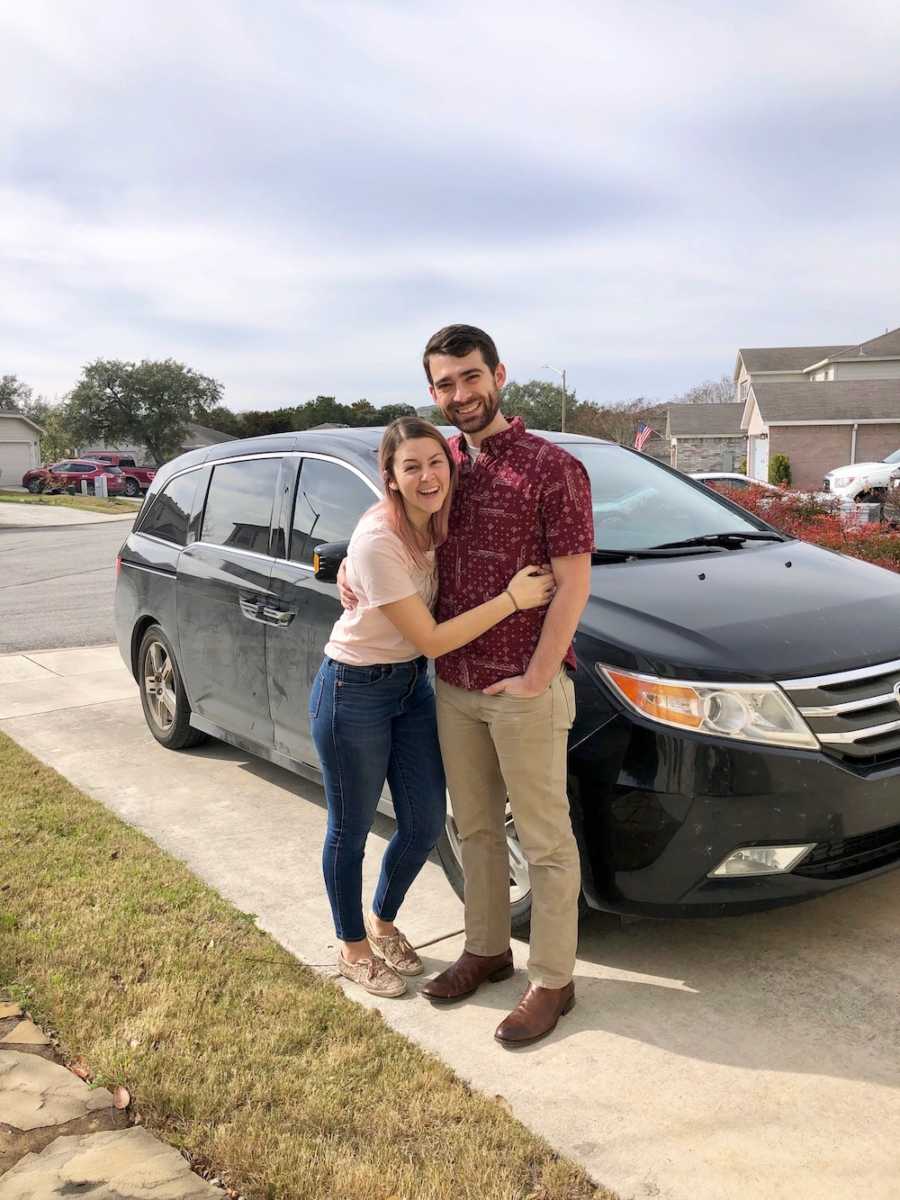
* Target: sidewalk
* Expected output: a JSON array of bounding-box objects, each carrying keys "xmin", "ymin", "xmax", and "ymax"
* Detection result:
[
  {"xmin": 0, "ymin": 1001, "xmax": 222, "ymax": 1197},
  {"xmin": 0, "ymin": 502, "xmax": 138, "ymax": 528},
  {"xmin": 2, "ymin": 646, "xmax": 899, "ymax": 1200}
]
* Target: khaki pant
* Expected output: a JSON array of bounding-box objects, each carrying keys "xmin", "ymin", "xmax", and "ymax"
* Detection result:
[{"xmin": 435, "ymin": 670, "xmax": 580, "ymax": 989}]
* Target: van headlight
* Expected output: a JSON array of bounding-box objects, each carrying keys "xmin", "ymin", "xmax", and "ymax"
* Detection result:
[{"xmin": 597, "ymin": 666, "xmax": 819, "ymax": 750}]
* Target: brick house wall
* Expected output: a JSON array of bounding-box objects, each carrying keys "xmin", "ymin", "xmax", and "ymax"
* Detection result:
[
  {"xmin": 769, "ymin": 423, "xmax": 900, "ymax": 489},
  {"xmin": 769, "ymin": 426, "xmax": 852, "ymax": 489},
  {"xmin": 854, "ymin": 423, "xmax": 900, "ymax": 463},
  {"xmin": 672, "ymin": 435, "xmax": 746, "ymax": 473}
]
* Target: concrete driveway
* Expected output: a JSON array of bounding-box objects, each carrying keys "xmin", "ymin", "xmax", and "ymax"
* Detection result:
[{"xmin": 1, "ymin": 645, "xmax": 898, "ymax": 1200}]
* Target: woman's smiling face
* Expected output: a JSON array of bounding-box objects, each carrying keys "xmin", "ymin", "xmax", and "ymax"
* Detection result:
[{"xmin": 388, "ymin": 436, "xmax": 452, "ymax": 524}]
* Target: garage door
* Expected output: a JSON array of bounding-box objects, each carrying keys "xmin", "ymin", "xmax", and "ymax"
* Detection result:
[{"xmin": 0, "ymin": 443, "xmax": 35, "ymax": 487}]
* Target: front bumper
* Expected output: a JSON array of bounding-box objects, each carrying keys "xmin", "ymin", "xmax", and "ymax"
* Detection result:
[{"xmin": 569, "ymin": 714, "xmax": 900, "ymax": 917}]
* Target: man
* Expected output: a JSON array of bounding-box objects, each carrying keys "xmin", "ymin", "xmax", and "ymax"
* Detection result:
[
  {"xmin": 339, "ymin": 324, "xmax": 593, "ymax": 1043},
  {"xmin": 419, "ymin": 324, "xmax": 593, "ymax": 1046}
]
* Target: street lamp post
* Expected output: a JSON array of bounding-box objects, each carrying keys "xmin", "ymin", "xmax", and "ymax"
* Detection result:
[{"xmin": 542, "ymin": 363, "xmax": 567, "ymax": 432}]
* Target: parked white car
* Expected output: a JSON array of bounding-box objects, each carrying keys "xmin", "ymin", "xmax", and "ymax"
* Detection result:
[
  {"xmin": 823, "ymin": 449, "xmax": 900, "ymax": 500},
  {"xmin": 690, "ymin": 472, "xmax": 782, "ymax": 493}
]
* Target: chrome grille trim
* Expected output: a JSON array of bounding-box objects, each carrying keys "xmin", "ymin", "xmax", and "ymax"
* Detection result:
[
  {"xmin": 797, "ymin": 692, "xmax": 898, "ymax": 717},
  {"xmin": 780, "ymin": 657, "xmax": 900, "ymax": 690},
  {"xmin": 818, "ymin": 717, "xmax": 900, "ymax": 745},
  {"xmin": 780, "ymin": 657, "xmax": 900, "ymax": 761}
]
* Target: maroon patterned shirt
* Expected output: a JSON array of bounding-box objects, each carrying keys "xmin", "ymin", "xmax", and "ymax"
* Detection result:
[{"xmin": 435, "ymin": 417, "xmax": 595, "ymax": 691}]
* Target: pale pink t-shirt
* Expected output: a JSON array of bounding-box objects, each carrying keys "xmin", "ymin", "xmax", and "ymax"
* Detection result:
[{"xmin": 324, "ymin": 507, "xmax": 437, "ymax": 666}]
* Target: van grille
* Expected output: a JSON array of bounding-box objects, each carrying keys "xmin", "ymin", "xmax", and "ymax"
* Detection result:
[
  {"xmin": 780, "ymin": 657, "xmax": 900, "ymax": 764},
  {"xmin": 792, "ymin": 821, "xmax": 900, "ymax": 879}
]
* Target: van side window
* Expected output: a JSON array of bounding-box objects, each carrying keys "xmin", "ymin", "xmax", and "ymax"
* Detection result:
[
  {"xmin": 290, "ymin": 458, "xmax": 377, "ymax": 564},
  {"xmin": 201, "ymin": 458, "xmax": 281, "ymax": 556},
  {"xmin": 138, "ymin": 471, "xmax": 200, "ymax": 546}
]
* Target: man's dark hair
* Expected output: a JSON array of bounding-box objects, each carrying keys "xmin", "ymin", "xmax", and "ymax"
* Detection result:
[{"xmin": 422, "ymin": 324, "xmax": 500, "ymax": 383}]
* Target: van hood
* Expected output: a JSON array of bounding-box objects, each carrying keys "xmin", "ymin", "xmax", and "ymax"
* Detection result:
[{"xmin": 577, "ymin": 539, "xmax": 900, "ymax": 682}]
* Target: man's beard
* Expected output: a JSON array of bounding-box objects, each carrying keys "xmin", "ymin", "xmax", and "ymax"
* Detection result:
[{"xmin": 452, "ymin": 386, "xmax": 501, "ymax": 434}]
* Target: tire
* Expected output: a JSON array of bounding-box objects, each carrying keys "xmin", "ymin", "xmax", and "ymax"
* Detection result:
[
  {"xmin": 27, "ymin": 479, "xmax": 42, "ymax": 493},
  {"xmin": 137, "ymin": 625, "xmax": 208, "ymax": 751},
  {"xmin": 124, "ymin": 476, "xmax": 140, "ymax": 497}
]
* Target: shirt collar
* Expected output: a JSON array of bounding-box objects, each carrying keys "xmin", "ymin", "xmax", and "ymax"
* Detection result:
[{"xmin": 453, "ymin": 415, "xmax": 526, "ymax": 462}]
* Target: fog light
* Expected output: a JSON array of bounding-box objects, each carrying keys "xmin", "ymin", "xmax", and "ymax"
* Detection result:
[{"xmin": 709, "ymin": 844, "xmax": 815, "ymax": 877}]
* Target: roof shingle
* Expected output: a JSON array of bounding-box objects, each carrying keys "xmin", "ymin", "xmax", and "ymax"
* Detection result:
[
  {"xmin": 751, "ymin": 380, "xmax": 900, "ymax": 424},
  {"xmin": 738, "ymin": 345, "xmax": 851, "ymax": 373},
  {"xmin": 667, "ymin": 402, "xmax": 745, "ymax": 437}
]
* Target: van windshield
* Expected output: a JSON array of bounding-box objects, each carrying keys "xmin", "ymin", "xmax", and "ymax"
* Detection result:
[{"xmin": 563, "ymin": 443, "xmax": 764, "ymax": 551}]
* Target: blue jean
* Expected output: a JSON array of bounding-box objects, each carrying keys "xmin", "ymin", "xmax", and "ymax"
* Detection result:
[{"xmin": 309, "ymin": 655, "xmax": 447, "ymax": 943}]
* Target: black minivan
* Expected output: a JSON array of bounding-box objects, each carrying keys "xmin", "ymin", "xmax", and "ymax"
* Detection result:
[{"xmin": 115, "ymin": 428, "xmax": 900, "ymax": 931}]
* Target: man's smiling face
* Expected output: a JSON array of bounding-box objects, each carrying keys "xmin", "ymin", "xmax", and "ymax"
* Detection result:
[{"xmin": 427, "ymin": 348, "xmax": 507, "ymax": 436}]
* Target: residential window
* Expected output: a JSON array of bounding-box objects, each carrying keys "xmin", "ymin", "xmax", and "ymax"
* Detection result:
[
  {"xmin": 201, "ymin": 458, "xmax": 281, "ymax": 555},
  {"xmin": 138, "ymin": 470, "xmax": 200, "ymax": 546},
  {"xmin": 290, "ymin": 458, "xmax": 377, "ymax": 565}
]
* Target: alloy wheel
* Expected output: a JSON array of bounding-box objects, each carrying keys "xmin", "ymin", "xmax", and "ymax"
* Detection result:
[{"xmin": 143, "ymin": 640, "xmax": 177, "ymax": 732}]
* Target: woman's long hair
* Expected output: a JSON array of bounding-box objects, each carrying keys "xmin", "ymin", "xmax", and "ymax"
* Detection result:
[{"xmin": 378, "ymin": 417, "xmax": 457, "ymax": 568}]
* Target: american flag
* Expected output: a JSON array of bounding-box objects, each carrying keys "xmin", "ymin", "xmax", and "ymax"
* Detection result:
[{"xmin": 633, "ymin": 420, "xmax": 656, "ymax": 451}]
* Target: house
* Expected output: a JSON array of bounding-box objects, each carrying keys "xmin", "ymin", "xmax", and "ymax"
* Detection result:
[
  {"xmin": 80, "ymin": 422, "xmax": 236, "ymax": 466},
  {"xmin": 0, "ymin": 411, "xmax": 44, "ymax": 487},
  {"xmin": 731, "ymin": 325, "xmax": 900, "ymax": 488},
  {"xmin": 742, "ymin": 379, "xmax": 900, "ymax": 490},
  {"xmin": 666, "ymin": 403, "xmax": 746, "ymax": 473}
]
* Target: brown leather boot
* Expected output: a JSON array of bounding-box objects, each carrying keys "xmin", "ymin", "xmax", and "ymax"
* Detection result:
[
  {"xmin": 421, "ymin": 948, "xmax": 514, "ymax": 1002},
  {"xmin": 494, "ymin": 981, "xmax": 575, "ymax": 1046}
]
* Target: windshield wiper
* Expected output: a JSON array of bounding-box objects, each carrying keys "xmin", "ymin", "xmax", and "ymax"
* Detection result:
[
  {"xmin": 653, "ymin": 531, "xmax": 788, "ymax": 550},
  {"xmin": 591, "ymin": 545, "xmax": 726, "ymax": 562}
]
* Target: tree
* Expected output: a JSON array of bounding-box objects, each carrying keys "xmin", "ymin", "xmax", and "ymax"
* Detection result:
[
  {"xmin": 672, "ymin": 374, "xmax": 734, "ymax": 405},
  {"xmin": 347, "ymin": 399, "xmax": 379, "ymax": 426},
  {"xmin": 500, "ymin": 380, "xmax": 572, "ymax": 431},
  {"xmin": 377, "ymin": 403, "xmax": 417, "ymax": 424},
  {"xmin": 66, "ymin": 359, "xmax": 223, "ymax": 465},
  {"xmin": 0, "ymin": 374, "xmax": 33, "ymax": 411}
]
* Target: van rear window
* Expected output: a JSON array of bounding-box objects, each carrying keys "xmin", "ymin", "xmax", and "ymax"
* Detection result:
[{"xmin": 138, "ymin": 471, "xmax": 200, "ymax": 546}]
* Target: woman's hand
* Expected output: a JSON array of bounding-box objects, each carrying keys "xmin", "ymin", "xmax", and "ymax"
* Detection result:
[{"xmin": 506, "ymin": 565, "xmax": 556, "ymax": 611}]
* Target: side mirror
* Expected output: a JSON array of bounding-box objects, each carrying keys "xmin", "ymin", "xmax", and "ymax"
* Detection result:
[{"xmin": 313, "ymin": 540, "xmax": 349, "ymax": 583}]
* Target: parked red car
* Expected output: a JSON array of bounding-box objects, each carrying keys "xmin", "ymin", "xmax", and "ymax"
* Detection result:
[
  {"xmin": 23, "ymin": 459, "xmax": 127, "ymax": 496},
  {"xmin": 80, "ymin": 452, "xmax": 157, "ymax": 497}
]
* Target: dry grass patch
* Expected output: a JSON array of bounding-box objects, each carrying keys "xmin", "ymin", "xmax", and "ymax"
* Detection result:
[
  {"xmin": 0, "ymin": 732, "xmax": 613, "ymax": 1200},
  {"xmin": 0, "ymin": 489, "xmax": 140, "ymax": 515}
]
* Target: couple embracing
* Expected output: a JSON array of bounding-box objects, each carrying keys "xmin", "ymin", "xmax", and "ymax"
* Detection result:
[{"xmin": 309, "ymin": 324, "xmax": 594, "ymax": 1046}]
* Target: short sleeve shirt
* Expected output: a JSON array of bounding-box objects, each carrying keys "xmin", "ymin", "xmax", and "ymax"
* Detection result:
[
  {"xmin": 324, "ymin": 507, "xmax": 437, "ymax": 666},
  {"xmin": 435, "ymin": 418, "xmax": 594, "ymax": 690}
]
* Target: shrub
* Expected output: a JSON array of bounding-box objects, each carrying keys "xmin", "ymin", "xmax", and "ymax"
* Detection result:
[
  {"xmin": 769, "ymin": 453, "xmax": 791, "ymax": 487},
  {"xmin": 715, "ymin": 484, "xmax": 900, "ymax": 574}
]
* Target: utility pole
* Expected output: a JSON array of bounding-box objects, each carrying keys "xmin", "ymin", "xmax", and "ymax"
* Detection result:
[{"xmin": 542, "ymin": 363, "xmax": 567, "ymax": 432}]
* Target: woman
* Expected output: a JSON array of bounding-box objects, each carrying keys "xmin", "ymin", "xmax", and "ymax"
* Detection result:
[{"xmin": 310, "ymin": 417, "xmax": 555, "ymax": 997}]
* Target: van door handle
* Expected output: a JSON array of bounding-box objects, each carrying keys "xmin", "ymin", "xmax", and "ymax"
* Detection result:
[
  {"xmin": 262, "ymin": 605, "xmax": 295, "ymax": 626},
  {"xmin": 238, "ymin": 595, "xmax": 268, "ymax": 623}
]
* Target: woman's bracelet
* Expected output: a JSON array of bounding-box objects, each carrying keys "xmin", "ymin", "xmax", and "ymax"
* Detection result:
[{"xmin": 504, "ymin": 588, "xmax": 520, "ymax": 612}]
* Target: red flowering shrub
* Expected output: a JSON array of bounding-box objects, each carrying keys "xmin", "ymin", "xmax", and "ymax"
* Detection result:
[{"xmin": 712, "ymin": 484, "xmax": 900, "ymax": 574}]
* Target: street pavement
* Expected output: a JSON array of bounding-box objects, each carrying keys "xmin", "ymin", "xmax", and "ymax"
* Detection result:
[
  {"xmin": 1, "ymin": 645, "xmax": 898, "ymax": 1200},
  {"xmin": 0, "ymin": 519, "xmax": 132, "ymax": 653}
]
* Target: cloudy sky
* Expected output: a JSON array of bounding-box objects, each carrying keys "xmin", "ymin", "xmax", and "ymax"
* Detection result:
[{"xmin": 2, "ymin": 0, "xmax": 899, "ymax": 413}]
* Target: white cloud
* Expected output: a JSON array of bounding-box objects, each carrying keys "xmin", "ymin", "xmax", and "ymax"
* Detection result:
[{"xmin": 1, "ymin": 0, "xmax": 898, "ymax": 411}]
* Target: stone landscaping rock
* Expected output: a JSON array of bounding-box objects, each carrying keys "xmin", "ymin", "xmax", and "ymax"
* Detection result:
[
  {"xmin": 0, "ymin": 1005, "xmax": 23, "ymax": 1021},
  {"xmin": 0, "ymin": 1051, "xmax": 115, "ymax": 1131},
  {"xmin": 0, "ymin": 1128, "xmax": 223, "ymax": 1198},
  {"xmin": 0, "ymin": 1020, "xmax": 51, "ymax": 1046}
]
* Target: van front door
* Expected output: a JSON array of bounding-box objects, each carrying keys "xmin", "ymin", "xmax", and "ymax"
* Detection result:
[{"xmin": 266, "ymin": 454, "xmax": 380, "ymax": 766}]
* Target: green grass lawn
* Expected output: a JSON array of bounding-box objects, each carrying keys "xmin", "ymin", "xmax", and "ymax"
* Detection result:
[
  {"xmin": 0, "ymin": 488, "xmax": 141, "ymax": 515},
  {"xmin": 0, "ymin": 732, "xmax": 611, "ymax": 1200}
]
